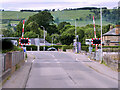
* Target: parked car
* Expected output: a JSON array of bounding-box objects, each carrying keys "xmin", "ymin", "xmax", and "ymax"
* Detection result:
[{"xmin": 47, "ymin": 47, "xmax": 57, "ymax": 51}]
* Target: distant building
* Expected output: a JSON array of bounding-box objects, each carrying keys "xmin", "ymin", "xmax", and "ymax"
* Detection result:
[
  {"xmin": 11, "ymin": 24, "xmax": 17, "ymax": 27},
  {"xmin": 30, "ymin": 38, "xmax": 55, "ymax": 46},
  {"xmin": 102, "ymin": 25, "xmax": 120, "ymax": 46}
]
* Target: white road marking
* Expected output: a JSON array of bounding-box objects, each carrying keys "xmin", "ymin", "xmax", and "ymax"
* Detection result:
[
  {"xmin": 32, "ymin": 60, "xmax": 35, "ymax": 62},
  {"xmin": 76, "ymin": 58, "xmax": 79, "ymax": 62}
]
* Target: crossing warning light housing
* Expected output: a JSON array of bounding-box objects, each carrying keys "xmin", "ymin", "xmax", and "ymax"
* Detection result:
[
  {"xmin": 91, "ymin": 38, "xmax": 101, "ymax": 45},
  {"xmin": 19, "ymin": 38, "xmax": 31, "ymax": 45}
]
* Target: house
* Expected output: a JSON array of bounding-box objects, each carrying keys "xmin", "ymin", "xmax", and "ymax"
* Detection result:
[{"xmin": 102, "ymin": 25, "xmax": 120, "ymax": 46}]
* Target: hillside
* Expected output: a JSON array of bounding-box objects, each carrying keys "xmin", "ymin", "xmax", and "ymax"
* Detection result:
[{"xmin": 1, "ymin": 10, "xmax": 113, "ymax": 28}]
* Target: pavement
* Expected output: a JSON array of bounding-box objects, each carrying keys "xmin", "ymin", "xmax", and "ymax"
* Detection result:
[
  {"xmin": 2, "ymin": 53, "xmax": 34, "ymax": 88},
  {"xmin": 1, "ymin": 51, "xmax": 118, "ymax": 88}
]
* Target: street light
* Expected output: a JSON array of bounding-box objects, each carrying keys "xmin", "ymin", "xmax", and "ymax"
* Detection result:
[
  {"xmin": 71, "ymin": 19, "xmax": 77, "ymax": 53},
  {"xmin": 36, "ymin": 34, "xmax": 39, "ymax": 51},
  {"xmin": 41, "ymin": 26, "xmax": 46, "ymax": 51},
  {"xmin": 100, "ymin": 7, "xmax": 103, "ymax": 63}
]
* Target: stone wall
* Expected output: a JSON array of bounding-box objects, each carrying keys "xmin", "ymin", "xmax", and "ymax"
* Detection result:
[{"xmin": 103, "ymin": 53, "xmax": 118, "ymax": 71}]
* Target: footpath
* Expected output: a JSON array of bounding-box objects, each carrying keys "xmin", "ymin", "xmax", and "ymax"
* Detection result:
[
  {"xmin": 67, "ymin": 52, "xmax": 118, "ymax": 81},
  {"xmin": 2, "ymin": 53, "xmax": 34, "ymax": 88}
]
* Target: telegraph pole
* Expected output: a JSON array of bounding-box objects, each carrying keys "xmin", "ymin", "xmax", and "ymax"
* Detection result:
[
  {"xmin": 100, "ymin": 7, "xmax": 103, "ymax": 62},
  {"xmin": 75, "ymin": 19, "xmax": 77, "ymax": 53},
  {"xmin": 41, "ymin": 26, "xmax": 46, "ymax": 51}
]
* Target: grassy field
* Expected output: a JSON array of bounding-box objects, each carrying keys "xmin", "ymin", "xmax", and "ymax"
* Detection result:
[
  {"xmin": 1, "ymin": 11, "xmax": 37, "ymax": 19},
  {"xmin": 1, "ymin": 10, "xmax": 113, "ymax": 28},
  {"xmin": 51, "ymin": 10, "xmax": 112, "ymax": 26}
]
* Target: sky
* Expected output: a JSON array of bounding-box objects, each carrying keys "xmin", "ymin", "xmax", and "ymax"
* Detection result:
[{"xmin": 0, "ymin": 0, "xmax": 119, "ymax": 11}]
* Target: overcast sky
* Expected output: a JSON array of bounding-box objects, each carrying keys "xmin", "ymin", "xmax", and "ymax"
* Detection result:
[{"xmin": 0, "ymin": 0, "xmax": 119, "ymax": 11}]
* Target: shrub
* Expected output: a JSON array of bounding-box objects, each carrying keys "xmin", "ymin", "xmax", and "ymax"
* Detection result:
[
  {"xmin": 26, "ymin": 45, "xmax": 37, "ymax": 51},
  {"xmin": 2, "ymin": 40, "xmax": 14, "ymax": 50},
  {"xmin": 62, "ymin": 45, "xmax": 73, "ymax": 52},
  {"xmin": 81, "ymin": 46, "xmax": 89, "ymax": 52}
]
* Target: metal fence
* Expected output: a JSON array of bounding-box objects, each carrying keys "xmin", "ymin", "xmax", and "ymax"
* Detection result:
[
  {"xmin": 12, "ymin": 51, "xmax": 24, "ymax": 66},
  {"xmin": 2, "ymin": 51, "xmax": 24, "ymax": 72}
]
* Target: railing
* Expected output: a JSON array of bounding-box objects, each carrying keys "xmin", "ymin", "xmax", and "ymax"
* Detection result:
[{"xmin": 2, "ymin": 51, "xmax": 24, "ymax": 72}]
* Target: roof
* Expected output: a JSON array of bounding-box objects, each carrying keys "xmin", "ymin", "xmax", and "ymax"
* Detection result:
[{"xmin": 103, "ymin": 28, "xmax": 120, "ymax": 36}]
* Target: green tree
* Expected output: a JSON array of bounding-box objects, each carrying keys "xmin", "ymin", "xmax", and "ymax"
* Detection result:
[
  {"xmin": 51, "ymin": 34, "xmax": 60, "ymax": 44},
  {"xmin": 76, "ymin": 27, "xmax": 85, "ymax": 43},
  {"xmin": 15, "ymin": 21, "xmax": 23, "ymax": 37},
  {"xmin": 60, "ymin": 25, "xmax": 73, "ymax": 34},
  {"xmin": 60, "ymin": 27, "xmax": 75, "ymax": 45},
  {"xmin": 24, "ymin": 31, "xmax": 37, "ymax": 38},
  {"xmin": 47, "ymin": 24, "xmax": 58, "ymax": 35},
  {"xmin": 58, "ymin": 22, "xmax": 71, "ymax": 33},
  {"xmin": 27, "ymin": 11, "xmax": 54, "ymax": 30},
  {"xmin": 2, "ymin": 29, "xmax": 15, "ymax": 37},
  {"xmin": 25, "ymin": 21, "xmax": 40, "ymax": 34}
]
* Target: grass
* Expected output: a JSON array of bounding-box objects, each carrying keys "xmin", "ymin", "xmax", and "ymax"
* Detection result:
[
  {"xmin": 1, "ymin": 11, "xmax": 37, "ymax": 19},
  {"xmin": 51, "ymin": 10, "xmax": 113, "ymax": 26},
  {"xmin": 2, "ymin": 76, "xmax": 11, "ymax": 85},
  {"xmin": 25, "ymin": 53, "xmax": 28, "ymax": 59},
  {"xmin": 15, "ymin": 64, "xmax": 20, "ymax": 71},
  {"xmin": 101, "ymin": 60, "xmax": 107, "ymax": 66},
  {"xmin": 1, "ymin": 10, "xmax": 113, "ymax": 29}
]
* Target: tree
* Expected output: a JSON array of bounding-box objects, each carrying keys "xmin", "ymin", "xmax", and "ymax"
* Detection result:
[
  {"xmin": 51, "ymin": 34, "xmax": 60, "ymax": 44},
  {"xmin": 15, "ymin": 21, "xmax": 23, "ymax": 37},
  {"xmin": 25, "ymin": 21, "xmax": 40, "ymax": 34},
  {"xmin": 60, "ymin": 25, "xmax": 72, "ymax": 34},
  {"xmin": 58, "ymin": 22, "xmax": 71, "ymax": 31},
  {"xmin": 60, "ymin": 27, "xmax": 75, "ymax": 45},
  {"xmin": 24, "ymin": 31, "xmax": 38, "ymax": 38},
  {"xmin": 27, "ymin": 11, "xmax": 54, "ymax": 30},
  {"xmin": 76, "ymin": 27, "xmax": 85, "ymax": 43},
  {"xmin": 2, "ymin": 29, "xmax": 15, "ymax": 37},
  {"xmin": 47, "ymin": 24, "xmax": 58, "ymax": 35}
]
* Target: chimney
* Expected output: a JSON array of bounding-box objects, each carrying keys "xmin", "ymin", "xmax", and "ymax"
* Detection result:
[
  {"xmin": 110, "ymin": 26, "xmax": 113, "ymax": 31},
  {"xmin": 115, "ymin": 25, "xmax": 120, "ymax": 35}
]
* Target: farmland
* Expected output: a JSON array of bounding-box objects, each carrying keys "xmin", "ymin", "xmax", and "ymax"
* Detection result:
[{"xmin": 1, "ymin": 10, "xmax": 113, "ymax": 28}]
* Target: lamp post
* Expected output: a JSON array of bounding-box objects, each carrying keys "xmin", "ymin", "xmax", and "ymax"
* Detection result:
[
  {"xmin": 36, "ymin": 34, "xmax": 39, "ymax": 51},
  {"xmin": 71, "ymin": 19, "xmax": 77, "ymax": 53},
  {"xmin": 100, "ymin": 7, "xmax": 103, "ymax": 63},
  {"xmin": 41, "ymin": 26, "xmax": 46, "ymax": 51}
]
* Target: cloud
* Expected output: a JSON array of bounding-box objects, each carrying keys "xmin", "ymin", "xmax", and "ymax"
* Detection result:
[{"xmin": 1, "ymin": 0, "xmax": 119, "ymax": 10}]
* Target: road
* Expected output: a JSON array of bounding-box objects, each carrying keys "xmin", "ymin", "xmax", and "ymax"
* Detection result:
[{"xmin": 25, "ymin": 51, "xmax": 118, "ymax": 88}]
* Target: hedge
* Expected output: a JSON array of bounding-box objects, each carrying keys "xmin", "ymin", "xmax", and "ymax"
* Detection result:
[
  {"xmin": 81, "ymin": 46, "xmax": 89, "ymax": 52},
  {"xmin": 26, "ymin": 45, "xmax": 73, "ymax": 51}
]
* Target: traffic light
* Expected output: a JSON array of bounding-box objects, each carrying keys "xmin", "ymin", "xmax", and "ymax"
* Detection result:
[{"xmin": 92, "ymin": 38, "xmax": 101, "ymax": 45}]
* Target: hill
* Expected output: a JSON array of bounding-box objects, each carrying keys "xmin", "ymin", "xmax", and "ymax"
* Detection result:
[{"xmin": 1, "ymin": 9, "xmax": 113, "ymax": 28}]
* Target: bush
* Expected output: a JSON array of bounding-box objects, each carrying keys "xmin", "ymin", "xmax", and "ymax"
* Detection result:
[
  {"xmin": 26, "ymin": 45, "xmax": 73, "ymax": 51},
  {"xmin": 2, "ymin": 45, "xmax": 23, "ymax": 53},
  {"xmin": 62, "ymin": 45, "xmax": 74, "ymax": 52},
  {"xmin": 103, "ymin": 48, "xmax": 120, "ymax": 52},
  {"xmin": 81, "ymin": 46, "xmax": 89, "ymax": 52},
  {"xmin": 26, "ymin": 45, "xmax": 37, "ymax": 51},
  {"xmin": 2, "ymin": 40, "xmax": 14, "ymax": 50}
]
